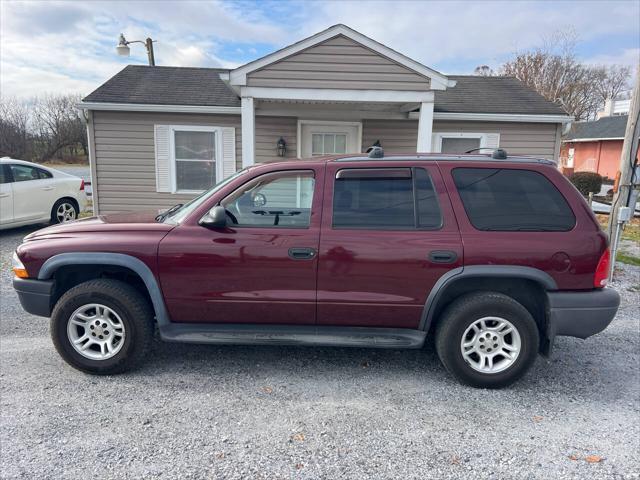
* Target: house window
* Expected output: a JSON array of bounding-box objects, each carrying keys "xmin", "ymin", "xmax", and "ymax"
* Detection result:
[
  {"xmin": 312, "ymin": 133, "xmax": 347, "ymax": 155},
  {"xmin": 172, "ymin": 128, "xmax": 219, "ymax": 192},
  {"xmin": 434, "ymin": 133, "xmax": 497, "ymax": 154}
]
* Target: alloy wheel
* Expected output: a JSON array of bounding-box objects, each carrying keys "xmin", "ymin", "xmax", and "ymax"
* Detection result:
[
  {"xmin": 67, "ymin": 304, "xmax": 126, "ymax": 360},
  {"xmin": 460, "ymin": 316, "xmax": 521, "ymax": 374}
]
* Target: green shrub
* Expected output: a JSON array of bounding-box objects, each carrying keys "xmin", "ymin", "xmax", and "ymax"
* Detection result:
[{"xmin": 570, "ymin": 171, "xmax": 603, "ymax": 196}]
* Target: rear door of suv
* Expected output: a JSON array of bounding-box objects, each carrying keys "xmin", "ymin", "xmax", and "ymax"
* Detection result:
[{"xmin": 316, "ymin": 161, "xmax": 463, "ymax": 329}]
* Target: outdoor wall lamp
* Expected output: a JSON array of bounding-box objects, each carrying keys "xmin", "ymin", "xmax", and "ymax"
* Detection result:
[
  {"xmin": 277, "ymin": 137, "xmax": 287, "ymax": 157},
  {"xmin": 116, "ymin": 33, "xmax": 156, "ymax": 66}
]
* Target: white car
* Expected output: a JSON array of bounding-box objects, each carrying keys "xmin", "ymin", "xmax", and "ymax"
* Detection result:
[{"xmin": 0, "ymin": 157, "xmax": 88, "ymax": 230}]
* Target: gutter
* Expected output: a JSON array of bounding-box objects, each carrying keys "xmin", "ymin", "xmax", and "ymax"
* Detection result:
[
  {"xmin": 77, "ymin": 102, "xmax": 241, "ymax": 115},
  {"xmin": 409, "ymin": 111, "xmax": 574, "ymax": 123},
  {"xmin": 562, "ymin": 137, "xmax": 625, "ymax": 143}
]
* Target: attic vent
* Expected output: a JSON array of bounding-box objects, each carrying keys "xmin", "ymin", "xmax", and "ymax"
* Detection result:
[{"xmin": 366, "ymin": 146, "xmax": 384, "ymax": 158}]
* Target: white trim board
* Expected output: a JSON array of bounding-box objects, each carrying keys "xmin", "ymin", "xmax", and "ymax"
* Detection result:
[
  {"xmin": 562, "ymin": 137, "xmax": 624, "ymax": 143},
  {"xmin": 410, "ymin": 111, "xmax": 574, "ymax": 124},
  {"xmin": 229, "ymin": 24, "xmax": 454, "ymax": 90},
  {"xmin": 79, "ymin": 102, "xmax": 241, "ymax": 115},
  {"xmin": 241, "ymin": 87, "xmax": 435, "ymax": 103},
  {"xmin": 297, "ymin": 120, "xmax": 363, "ymax": 158}
]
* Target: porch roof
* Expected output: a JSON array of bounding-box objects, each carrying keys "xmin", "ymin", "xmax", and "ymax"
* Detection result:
[{"xmin": 83, "ymin": 65, "xmax": 566, "ymax": 116}]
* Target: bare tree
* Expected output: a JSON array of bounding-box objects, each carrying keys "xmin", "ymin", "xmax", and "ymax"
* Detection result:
[
  {"xmin": 500, "ymin": 31, "xmax": 632, "ymax": 120},
  {"xmin": 593, "ymin": 65, "xmax": 632, "ymax": 103},
  {"xmin": 0, "ymin": 97, "xmax": 30, "ymax": 158},
  {"xmin": 474, "ymin": 65, "xmax": 495, "ymax": 76},
  {"xmin": 31, "ymin": 94, "xmax": 86, "ymax": 161}
]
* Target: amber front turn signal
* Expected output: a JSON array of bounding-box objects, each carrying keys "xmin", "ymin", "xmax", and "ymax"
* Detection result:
[{"xmin": 12, "ymin": 252, "xmax": 29, "ymax": 278}]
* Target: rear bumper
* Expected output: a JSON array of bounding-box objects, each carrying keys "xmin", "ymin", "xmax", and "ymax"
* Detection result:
[
  {"xmin": 547, "ymin": 288, "xmax": 620, "ymax": 341},
  {"xmin": 13, "ymin": 277, "xmax": 54, "ymax": 317}
]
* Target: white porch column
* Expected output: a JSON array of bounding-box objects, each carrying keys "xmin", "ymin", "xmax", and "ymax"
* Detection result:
[
  {"xmin": 416, "ymin": 101, "xmax": 434, "ymax": 152},
  {"xmin": 241, "ymin": 96, "xmax": 255, "ymax": 167}
]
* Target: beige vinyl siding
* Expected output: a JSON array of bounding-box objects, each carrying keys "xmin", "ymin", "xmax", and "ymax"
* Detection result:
[
  {"xmin": 247, "ymin": 35, "xmax": 430, "ymax": 91},
  {"xmin": 362, "ymin": 120, "xmax": 419, "ymax": 152},
  {"xmin": 363, "ymin": 120, "xmax": 560, "ymax": 158},
  {"xmin": 435, "ymin": 121, "xmax": 559, "ymax": 158},
  {"xmin": 92, "ymin": 111, "xmax": 241, "ymax": 213},
  {"xmin": 255, "ymin": 116, "xmax": 298, "ymax": 163}
]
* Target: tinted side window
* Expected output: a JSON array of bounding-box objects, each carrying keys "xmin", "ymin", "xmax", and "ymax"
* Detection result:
[
  {"xmin": 9, "ymin": 164, "xmax": 41, "ymax": 182},
  {"xmin": 0, "ymin": 165, "xmax": 10, "ymax": 184},
  {"xmin": 333, "ymin": 168, "xmax": 442, "ymax": 229},
  {"xmin": 415, "ymin": 168, "xmax": 442, "ymax": 229},
  {"xmin": 37, "ymin": 168, "xmax": 53, "ymax": 179},
  {"xmin": 452, "ymin": 168, "xmax": 575, "ymax": 231}
]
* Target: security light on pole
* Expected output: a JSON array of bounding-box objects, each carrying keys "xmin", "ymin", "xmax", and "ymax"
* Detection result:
[{"xmin": 116, "ymin": 33, "xmax": 156, "ymax": 66}]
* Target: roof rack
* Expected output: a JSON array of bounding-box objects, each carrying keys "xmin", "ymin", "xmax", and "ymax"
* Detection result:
[{"xmin": 334, "ymin": 150, "xmax": 556, "ymax": 166}]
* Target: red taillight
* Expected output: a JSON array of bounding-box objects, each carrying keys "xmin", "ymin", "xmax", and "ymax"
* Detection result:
[
  {"xmin": 80, "ymin": 179, "xmax": 85, "ymax": 191},
  {"xmin": 594, "ymin": 248, "xmax": 610, "ymax": 288}
]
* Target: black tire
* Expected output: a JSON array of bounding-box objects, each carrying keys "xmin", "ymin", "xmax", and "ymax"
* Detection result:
[
  {"xmin": 50, "ymin": 279, "xmax": 154, "ymax": 375},
  {"xmin": 435, "ymin": 292, "xmax": 539, "ymax": 389},
  {"xmin": 50, "ymin": 198, "xmax": 79, "ymax": 224}
]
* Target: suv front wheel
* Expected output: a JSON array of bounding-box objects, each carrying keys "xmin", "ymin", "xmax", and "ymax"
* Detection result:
[
  {"xmin": 435, "ymin": 292, "xmax": 539, "ymax": 388},
  {"xmin": 50, "ymin": 279, "xmax": 154, "ymax": 374}
]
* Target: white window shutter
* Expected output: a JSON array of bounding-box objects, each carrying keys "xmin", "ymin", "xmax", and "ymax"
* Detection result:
[
  {"xmin": 221, "ymin": 127, "xmax": 236, "ymax": 179},
  {"xmin": 154, "ymin": 125, "xmax": 172, "ymax": 192},
  {"xmin": 485, "ymin": 133, "xmax": 500, "ymax": 149}
]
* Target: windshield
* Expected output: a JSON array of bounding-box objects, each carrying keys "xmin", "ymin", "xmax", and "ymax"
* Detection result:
[{"xmin": 165, "ymin": 169, "xmax": 248, "ymax": 223}]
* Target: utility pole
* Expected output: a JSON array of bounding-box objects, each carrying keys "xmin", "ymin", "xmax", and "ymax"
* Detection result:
[
  {"xmin": 145, "ymin": 38, "xmax": 156, "ymax": 66},
  {"xmin": 607, "ymin": 66, "xmax": 640, "ymax": 279}
]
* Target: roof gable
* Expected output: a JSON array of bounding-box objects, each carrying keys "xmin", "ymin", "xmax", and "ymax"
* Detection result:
[
  {"xmin": 230, "ymin": 24, "xmax": 453, "ymax": 90},
  {"xmin": 246, "ymin": 34, "xmax": 433, "ymax": 91}
]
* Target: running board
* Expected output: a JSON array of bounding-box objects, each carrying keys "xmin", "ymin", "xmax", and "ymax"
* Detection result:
[{"xmin": 159, "ymin": 324, "xmax": 426, "ymax": 349}]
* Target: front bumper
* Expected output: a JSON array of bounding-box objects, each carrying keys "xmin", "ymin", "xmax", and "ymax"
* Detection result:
[
  {"xmin": 547, "ymin": 288, "xmax": 620, "ymax": 342},
  {"xmin": 13, "ymin": 277, "xmax": 55, "ymax": 317}
]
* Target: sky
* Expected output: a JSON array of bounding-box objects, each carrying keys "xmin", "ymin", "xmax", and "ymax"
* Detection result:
[{"xmin": 1, "ymin": 0, "xmax": 639, "ymax": 98}]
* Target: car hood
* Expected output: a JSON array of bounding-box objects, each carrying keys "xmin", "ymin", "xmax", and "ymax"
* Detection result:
[{"xmin": 24, "ymin": 211, "xmax": 174, "ymax": 240}]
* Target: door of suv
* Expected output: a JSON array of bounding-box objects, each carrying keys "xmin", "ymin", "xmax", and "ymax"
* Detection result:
[
  {"xmin": 158, "ymin": 167, "xmax": 323, "ymax": 324},
  {"xmin": 316, "ymin": 163, "xmax": 463, "ymax": 329}
]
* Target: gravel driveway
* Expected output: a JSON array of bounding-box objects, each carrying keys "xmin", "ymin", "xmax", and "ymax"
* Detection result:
[{"xmin": 1, "ymin": 226, "xmax": 638, "ymax": 479}]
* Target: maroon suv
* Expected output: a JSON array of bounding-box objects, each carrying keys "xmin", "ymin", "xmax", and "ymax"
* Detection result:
[{"xmin": 12, "ymin": 149, "xmax": 620, "ymax": 388}]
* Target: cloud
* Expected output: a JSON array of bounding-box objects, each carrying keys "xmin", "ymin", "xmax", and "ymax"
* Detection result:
[{"xmin": 0, "ymin": 0, "xmax": 638, "ymax": 98}]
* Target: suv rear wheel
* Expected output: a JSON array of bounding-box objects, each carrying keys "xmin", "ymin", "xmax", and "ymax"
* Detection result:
[
  {"xmin": 435, "ymin": 292, "xmax": 539, "ymax": 388},
  {"xmin": 50, "ymin": 279, "xmax": 154, "ymax": 374}
]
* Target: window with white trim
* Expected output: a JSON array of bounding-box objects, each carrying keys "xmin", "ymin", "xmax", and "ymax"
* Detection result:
[
  {"xmin": 312, "ymin": 133, "xmax": 347, "ymax": 155},
  {"xmin": 154, "ymin": 125, "xmax": 236, "ymax": 194},
  {"xmin": 433, "ymin": 132, "xmax": 500, "ymax": 154}
]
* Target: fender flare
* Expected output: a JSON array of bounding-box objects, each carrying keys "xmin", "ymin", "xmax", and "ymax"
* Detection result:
[
  {"xmin": 419, "ymin": 265, "xmax": 557, "ymax": 331},
  {"xmin": 38, "ymin": 252, "xmax": 171, "ymax": 326}
]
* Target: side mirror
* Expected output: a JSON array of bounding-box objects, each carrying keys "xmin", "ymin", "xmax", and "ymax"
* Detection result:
[{"xmin": 199, "ymin": 205, "xmax": 227, "ymax": 228}]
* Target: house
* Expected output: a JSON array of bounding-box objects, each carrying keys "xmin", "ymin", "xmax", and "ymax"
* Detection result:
[
  {"xmin": 79, "ymin": 24, "xmax": 571, "ymax": 214},
  {"xmin": 561, "ymin": 99, "xmax": 630, "ymax": 179}
]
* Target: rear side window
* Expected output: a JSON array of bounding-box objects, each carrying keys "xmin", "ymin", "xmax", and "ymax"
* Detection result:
[
  {"xmin": 333, "ymin": 168, "xmax": 442, "ymax": 229},
  {"xmin": 452, "ymin": 168, "xmax": 575, "ymax": 231},
  {"xmin": 37, "ymin": 168, "xmax": 52, "ymax": 179}
]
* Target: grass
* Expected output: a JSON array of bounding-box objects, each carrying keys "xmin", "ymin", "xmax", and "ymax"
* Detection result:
[
  {"xmin": 596, "ymin": 215, "xmax": 640, "ymax": 243},
  {"xmin": 617, "ymin": 252, "xmax": 640, "ymax": 266}
]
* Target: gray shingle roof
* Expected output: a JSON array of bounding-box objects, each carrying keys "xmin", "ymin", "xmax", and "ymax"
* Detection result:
[
  {"xmin": 564, "ymin": 115, "xmax": 628, "ymax": 141},
  {"xmin": 434, "ymin": 76, "xmax": 566, "ymax": 115},
  {"xmin": 83, "ymin": 65, "xmax": 239, "ymax": 107},
  {"xmin": 83, "ymin": 67, "xmax": 566, "ymax": 116}
]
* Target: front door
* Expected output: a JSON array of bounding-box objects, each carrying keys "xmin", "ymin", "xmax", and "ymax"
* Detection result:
[
  {"xmin": 316, "ymin": 163, "xmax": 463, "ymax": 329},
  {"xmin": 158, "ymin": 167, "xmax": 324, "ymax": 325},
  {"xmin": 300, "ymin": 122, "xmax": 360, "ymax": 157}
]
